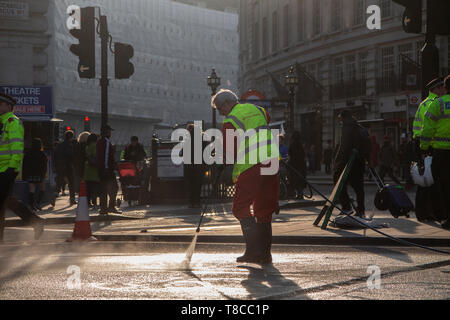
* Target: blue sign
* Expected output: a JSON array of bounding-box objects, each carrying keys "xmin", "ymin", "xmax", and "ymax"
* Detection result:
[{"xmin": 0, "ymin": 86, "xmax": 53, "ymax": 116}]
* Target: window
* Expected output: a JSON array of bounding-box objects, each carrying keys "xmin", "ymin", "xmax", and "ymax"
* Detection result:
[
  {"xmin": 313, "ymin": 0, "xmax": 321, "ymax": 36},
  {"xmin": 380, "ymin": 0, "xmax": 391, "ymax": 18},
  {"xmin": 334, "ymin": 58, "xmax": 344, "ymax": 84},
  {"xmin": 272, "ymin": 11, "xmax": 278, "ymax": 52},
  {"xmin": 345, "ymin": 55, "xmax": 357, "ymax": 81},
  {"xmin": 381, "ymin": 47, "xmax": 395, "ymax": 79},
  {"xmin": 262, "ymin": 17, "xmax": 269, "ymax": 56},
  {"xmin": 253, "ymin": 22, "xmax": 260, "ymax": 60},
  {"xmin": 353, "ymin": 0, "xmax": 365, "ymax": 26},
  {"xmin": 283, "ymin": 4, "xmax": 290, "ymax": 48},
  {"xmin": 359, "ymin": 52, "xmax": 368, "ymax": 80},
  {"xmin": 297, "ymin": 0, "xmax": 304, "ymax": 41},
  {"xmin": 330, "ymin": 0, "xmax": 342, "ymax": 32},
  {"xmin": 399, "ymin": 43, "xmax": 413, "ymax": 59}
]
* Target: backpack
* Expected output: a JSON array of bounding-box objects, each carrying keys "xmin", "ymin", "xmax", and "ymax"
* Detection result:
[{"xmin": 355, "ymin": 124, "xmax": 371, "ymax": 161}]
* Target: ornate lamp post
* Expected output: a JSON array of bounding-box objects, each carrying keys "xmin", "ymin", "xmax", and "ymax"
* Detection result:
[
  {"xmin": 207, "ymin": 68, "xmax": 221, "ymax": 129},
  {"xmin": 284, "ymin": 65, "xmax": 299, "ymax": 135}
]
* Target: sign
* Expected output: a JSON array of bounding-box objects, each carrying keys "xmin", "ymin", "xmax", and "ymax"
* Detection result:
[
  {"xmin": 0, "ymin": 1, "xmax": 29, "ymax": 19},
  {"xmin": 157, "ymin": 147, "xmax": 184, "ymax": 179},
  {"xmin": 241, "ymin": 90, "xmax": 265, "ymax": 101},
  {"xmin": 0, "ymin": 86, "xmax": 53, "ymax": 116}
]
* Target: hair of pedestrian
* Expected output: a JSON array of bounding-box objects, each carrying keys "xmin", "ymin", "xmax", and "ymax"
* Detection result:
[
  {"xmin": 65, "ymin": 130, "xmax": 74, "ymax": 141},
  {"xmin": 131, "ymin": 136, "xmax": 139, "ymax": 142},
  {"xmin": 211, "ymin": 89, "xmax": 239, "ymax": 109},
  {"xmin": 87, "ymin": 133, "xmax": 97, "ymax": 145},
  {"xmin": 78, "ymin": 131, "xmax": 90, "ymax": 144}
]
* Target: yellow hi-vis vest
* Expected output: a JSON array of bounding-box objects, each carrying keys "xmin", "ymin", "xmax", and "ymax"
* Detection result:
[
  {"xmin": 223, "ymin": 103, "xmax": 280, "ymax": 181},
  {"xmin": 0, "ymin": 111, "xmax": 24, "ymax": 173},
  {"xmin": 420, "ymin": 94, "xmax": 450, "ymax": 151},
  {"xmin": 413, "ymin": 92, "xmax": 438, "ymax": 139}
]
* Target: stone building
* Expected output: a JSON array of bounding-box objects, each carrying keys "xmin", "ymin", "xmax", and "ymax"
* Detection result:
[{"xmin": 238, "ymin": 0, "xmax": 450, "ymax": 157}]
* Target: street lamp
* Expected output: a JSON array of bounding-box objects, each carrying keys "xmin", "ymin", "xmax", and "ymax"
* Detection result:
[
  {"xmin": 207, "ymin": 68, "xmax": 221, "ymax": 129},
  {"xmin": 284, "ymin": 65, "xmax": 299, "ymax": 135}
]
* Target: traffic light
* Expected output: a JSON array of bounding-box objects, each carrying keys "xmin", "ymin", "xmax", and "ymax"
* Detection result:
[
  {"xmin": 393, "ymin": 0, "xmax": 422, "ymax": 34},
  {"xmin": 114, "ymin": 42, "xmax": 134, "ymax": 79},
  {"xmin": 84, "ymin": 116, "xmax": 91, "ymax": 131},
  {"xmin": 428, "ymin": 0, "xmax": 450, "ymax": 35},
  {"xmin": 69, "ymin": 7, "xmax": 96, "ymax": 79},
  {"xmin": 65, "ymin": 126, "xmax": 72, "ymax": 131}
]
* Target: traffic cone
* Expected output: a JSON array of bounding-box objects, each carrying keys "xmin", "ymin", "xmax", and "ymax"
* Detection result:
[{"xmin": 70, "ymin": 181, "xmax": 96, "ymax": 241}]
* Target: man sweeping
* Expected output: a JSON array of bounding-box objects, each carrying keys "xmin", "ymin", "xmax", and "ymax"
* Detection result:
[{"xmin": 211, "ymin": 89, "xmax": 279, "ymax": 264}]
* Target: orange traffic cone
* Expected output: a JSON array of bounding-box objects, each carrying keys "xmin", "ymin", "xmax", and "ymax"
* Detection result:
[{"xmin": 70, "ymin": 181, "xmax": 96, "ymax": 241}]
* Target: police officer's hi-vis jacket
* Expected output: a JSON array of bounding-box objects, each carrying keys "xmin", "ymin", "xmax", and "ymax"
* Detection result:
[
  {"xmin": 420, "ymin": 95, "xmax": 450, "ymax": 151},
  {"xmin": 222, "ymin": 103, "xmax": 280, "ymax": 181},
  {"xmin": 0, "ymin": 111, "xmax": 24, "ymax": 173},
  {"xmin": 413, "ymin": 92, "xmax": 438, "ymax": 139}
]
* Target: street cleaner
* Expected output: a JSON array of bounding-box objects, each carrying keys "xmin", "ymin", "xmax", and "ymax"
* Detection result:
[{"xmin": 211, "ymin": 89, "xmax": 280, "ymax": 264}]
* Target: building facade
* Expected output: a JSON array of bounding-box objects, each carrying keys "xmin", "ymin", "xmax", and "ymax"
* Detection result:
[
  {"xmin": 1, "ymin": 0, "xmax": 239, "ymax": 150},
  {"xmin": 238, "ymin": 0, "xmax": 450, "ymax": 157}
]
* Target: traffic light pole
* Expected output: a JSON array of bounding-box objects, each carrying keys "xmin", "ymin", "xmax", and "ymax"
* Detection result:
[
  {"xmin": 421, "ymin": 0, "xmax": 440, "ymax": 100},
  {"xmin": 100, "ymin": 15, "xmax": 109, "ymax": 129}
]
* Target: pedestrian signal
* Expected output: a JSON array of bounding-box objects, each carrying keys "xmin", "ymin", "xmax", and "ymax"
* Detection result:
[
  {"xmin": 69, "ymin": 7, "xmax": 96, "ymax": 78},
  {"xmin": 114, "ymin": 42, "xmax": 134, "ymax": 80},
  {"xmin": 393, "ymin": 0, "xmax": 422, "ymax": 34}
]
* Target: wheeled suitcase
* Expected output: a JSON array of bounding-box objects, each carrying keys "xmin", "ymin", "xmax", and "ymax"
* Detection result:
[{"xmin": 369, "ymin": 167, "xmax": 414, "ymax": 218}]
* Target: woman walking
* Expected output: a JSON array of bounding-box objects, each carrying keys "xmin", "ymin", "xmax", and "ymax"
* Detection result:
[
  {"xmin": 84, "ymin": 133, "xmax": 100, "ymax": 208},
  {"xmin": 22, "ymin": 138, "xmax": 48, "ymax": 210}
]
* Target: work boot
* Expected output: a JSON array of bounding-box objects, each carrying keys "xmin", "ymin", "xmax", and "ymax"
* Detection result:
[
  {"xmin": 253, "ymin": 222, "xmax": 273, "ymax": 264},
  {"xmin": 236, "ymin": 217, "xmax": 258, "ymax": 263}
]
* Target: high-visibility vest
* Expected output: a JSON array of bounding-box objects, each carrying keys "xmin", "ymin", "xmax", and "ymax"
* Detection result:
[
  {"xmin": 420, "ymin": 94, "xmax": 450, "ymax": 151},
  {"xmin": 0, "ymin": 111, "xmax": 24, "ymax": 173},
  {"xmin": 413, "ymin": 92, "xmax": 438, "ymax": 139},
  {"xmin": 223, "ymin": 103, "xmax": 279, "ymax": 181}
]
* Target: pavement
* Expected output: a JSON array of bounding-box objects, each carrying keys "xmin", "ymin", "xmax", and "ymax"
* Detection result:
[{"xmin": 3, "ymin": 180, "xmax": 450, "ymax": 249}]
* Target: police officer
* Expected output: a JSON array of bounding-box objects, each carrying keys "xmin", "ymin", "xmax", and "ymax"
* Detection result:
[
  {"xmin": 212, "ymin": 89, "xmax": 279, "ymax": 264},
  {"xmin": 0, "ymin": 93, "xmax": 44, "ymax": 240},
  {"xmin": 420, "ymin": 75, "xmax": 450, "ymax": 230},
  {"xmin": 413, "ymin": 77, "xmax": 446, "ymax": 222}
]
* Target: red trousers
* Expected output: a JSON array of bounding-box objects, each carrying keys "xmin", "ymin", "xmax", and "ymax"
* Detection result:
[{"xmin": 232, "ymin": 163, "xmax": 279, "ymax": 223}]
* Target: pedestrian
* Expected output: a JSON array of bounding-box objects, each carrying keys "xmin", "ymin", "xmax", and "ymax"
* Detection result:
[
  {"xmin": 278, "ymin": 134, "xmax": 289, "ymax": 160},
  {"xmin": 420, "ymin": 75, "xmax": 450, "ymax": 230},
  {"xmin": 74, "ymin": 131, "xmax": 90, "ymax": 185},
  {"xmin": 22, "ymin": 138, "xmax": 48, "ymax": 210},
  {"xmin": 96, "ymin": 124, "xmax": 121, "ymax": 215},
  {"xmin": 288, "ymin": 131, "xmax": 307, "ymax": 199},
  {"xmin": 184, "ymin": 123, "xmax": 205, "ymax": 208},
  {"xmin": 54, "ymin": 130, "xmax": 77, "ymax": 205},
  {"xmin": 413, "ymin": 77, "xmax": 446, "ymax": 223},
  {"xmin": 398, "ymin": 134, "xmax": 414, "ymax": 187},
  {"xmin": 379, "ymin": 136, "xmax": 402, "ymax": 186},
  {"xmin": 334, "ymin": 110, "xmax": 368, "ymax": 217},
  {"xmin": 0, "ymin": 93, "xmax": 44, "ymax": 240},
  {"xmin": 369, "ymin": 135, "xmax": 380, "ymax": 170},
  {"xmin": 84, "ymin": 133, "xmax": 99, "ymax": 208},
  {"xmin": 309, "ymin": 145, "xmax": 316, "ymax": 175},
  {"xmin": 212, "ymin": 89, "xmax": 279, "ymax": 264},
  {"xmin": 323, "ymin": 140, "xmax": 333, "ymax": 175},
  {"xmin": 121, "ymin": 136, "xmax": 147, "ymax": 162}
]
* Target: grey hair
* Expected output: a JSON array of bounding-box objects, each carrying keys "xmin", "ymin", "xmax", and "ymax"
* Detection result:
[{"xmin": 211, "ymin": 89, "xmax": 239, "ymax": 109}]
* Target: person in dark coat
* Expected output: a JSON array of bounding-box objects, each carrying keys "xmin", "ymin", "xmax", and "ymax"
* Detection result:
[
  {"xmin": 96, "ymin": 125, "xmax": 121, "ymax": 215},
  {"xmin": 22, "ymin": 138, "xmax": 48, "ymax": 210},
  {"xmin": 54, "ymin": 130, "xmax": 76, "ymax": 205},
  {"xmin": 334, "ymin": 110, "xmax": 366, "ymax": 217},
  {"xmin": 288, "ymin": 131, "xmax": 307, "ymax": 199},
  {"xmin": 122, "ymin": 136, "xmax": 147, "ymax": 163},
  {"xmin": 379, "ymin": 136, "xmax": 402, "ymax": 186},
  {"xmin": 323, "ymin": 140, "xmax": 333, "ymax": 175},
  {"xmin": 184, "ymin": 123, "xmax": 206, "ymax": 208}
]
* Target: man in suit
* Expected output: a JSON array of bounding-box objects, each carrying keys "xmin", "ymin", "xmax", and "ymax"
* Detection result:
[{"xmin": 96, "ymin": 125, "xmax": 121, "ymax": 215}]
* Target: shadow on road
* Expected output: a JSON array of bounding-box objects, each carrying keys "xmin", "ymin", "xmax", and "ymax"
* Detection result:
[{"xmin": 238, "ymin": 264, "xmax": 310, "ymax": 300}]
